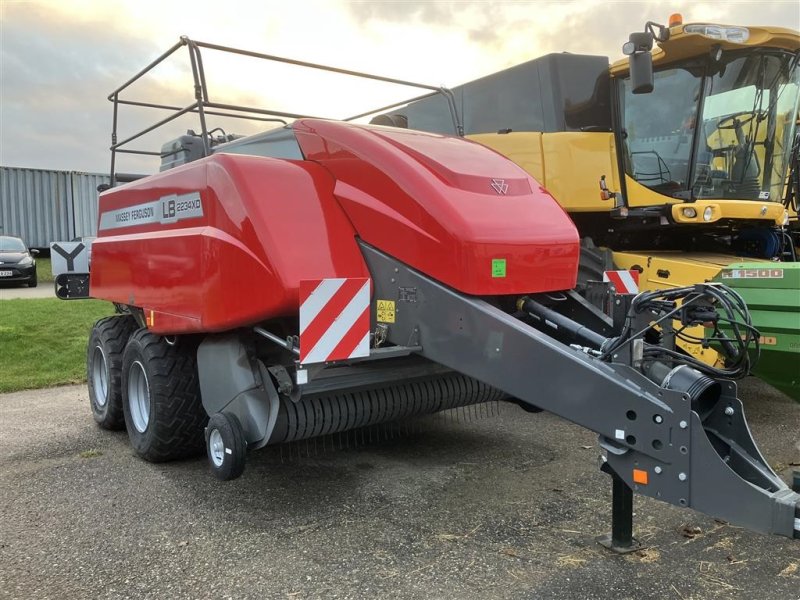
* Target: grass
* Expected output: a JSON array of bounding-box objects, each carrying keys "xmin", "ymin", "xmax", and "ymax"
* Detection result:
[
  {"xmin": 0, "ymin": 298, "xmax": 114, "ymax": 393},
  {"xmin": 36, "ymin": 257, "xmax": 54, "ymax": 283},
  {"xmin": 79, "ymin": 449, "xmax": 103, "ymax": 459}
]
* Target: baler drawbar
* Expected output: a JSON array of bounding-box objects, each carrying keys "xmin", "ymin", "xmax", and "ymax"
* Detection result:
[{"xmin": 58, "ymin": 38, "xmax": 798, "ymax": 544}]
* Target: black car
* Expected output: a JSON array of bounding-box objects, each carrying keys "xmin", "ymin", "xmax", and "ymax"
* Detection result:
[{"xmin": 0, "ymin": 236, "xmax": 39, "ymax": 287}]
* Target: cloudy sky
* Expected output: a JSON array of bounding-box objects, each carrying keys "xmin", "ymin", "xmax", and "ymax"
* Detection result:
[{"xmin": 1, "ymin": 0, "xmax": 798, "ymax": 174}]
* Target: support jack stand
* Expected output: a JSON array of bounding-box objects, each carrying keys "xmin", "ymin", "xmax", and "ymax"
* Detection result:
[{"xmin": 597, "ymin": 464, "xmax": 642, "ymax": 554}]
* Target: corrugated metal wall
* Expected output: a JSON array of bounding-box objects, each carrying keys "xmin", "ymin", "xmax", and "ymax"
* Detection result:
[
  {"xmin": 0, "ymin": 167, "xmax": 110, "ymax": 248},
  {"xmin": 71, "ymin": 172, "xmax": 108, "ymax": 238}
]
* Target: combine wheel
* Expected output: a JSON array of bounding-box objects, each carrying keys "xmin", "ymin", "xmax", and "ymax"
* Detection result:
[
  {"xmin": 87, "ymin": 315, "xmax": 137, "ymax": 430},
  {"xmin": 205, "ymin": 413, "xmax": 247, "ymax": 481},
  {"xmin": 121, "ymin": 329, "xmax": 207, "ymax": 462}
]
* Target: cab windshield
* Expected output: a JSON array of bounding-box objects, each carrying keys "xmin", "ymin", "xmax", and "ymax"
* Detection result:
[{"xmin": 620, "ymin": 50, "xmax": 800, "ymax": 202}]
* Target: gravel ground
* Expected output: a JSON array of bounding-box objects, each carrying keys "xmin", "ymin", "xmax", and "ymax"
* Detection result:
[{"xmin": 0, "ymin": 378, "xmax": 798, "ymax": 600}]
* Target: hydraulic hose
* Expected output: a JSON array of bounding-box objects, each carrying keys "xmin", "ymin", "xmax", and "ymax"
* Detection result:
[{"xmin": 518, "ymin": 297, "xmax": 609, "ymax": 350}]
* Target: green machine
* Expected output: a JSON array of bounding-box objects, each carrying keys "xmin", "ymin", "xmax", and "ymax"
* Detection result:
[{"xmin": 715, "ymin": 263, "xmax": 800, "ymax": 400}]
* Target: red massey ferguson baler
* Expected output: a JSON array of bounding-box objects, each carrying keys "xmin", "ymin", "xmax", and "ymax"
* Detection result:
[
  {"xmin": 91, "ymin": 121, "xmax": 578, "ymax": 333},
  {"xmin": 64, "ymin": 38, "xmax": 798, "ymax": 544}
]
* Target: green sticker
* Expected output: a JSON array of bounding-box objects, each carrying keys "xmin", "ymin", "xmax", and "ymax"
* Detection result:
[{"xmin": 491, "ymin": 258, "xmax": 507, "ymax": 278}]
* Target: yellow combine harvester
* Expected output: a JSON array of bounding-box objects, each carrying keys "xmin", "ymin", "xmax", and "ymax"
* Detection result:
[{"xmin": 376, "ymin": 15, "xmax": 800, "ymax": 380}]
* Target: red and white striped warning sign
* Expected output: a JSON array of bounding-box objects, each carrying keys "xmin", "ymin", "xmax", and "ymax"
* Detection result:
[
  {"xmin": 299, "ymin": 278, "xmax": 371, "ymax": 364},
  {"xmin": 603, "ymin": 270, "xmax": 639, "ymax": 294}
]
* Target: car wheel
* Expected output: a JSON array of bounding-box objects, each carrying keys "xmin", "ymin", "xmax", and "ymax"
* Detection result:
[
  {"xmin": 28, "ymin": 273, "xmax": 37, "ymax": 288},
  {"xmin": 121, "ymin": 329, "xmax": 208, "ymax": 462},
  {"xmin": 87, "ymin": 315, "xmax": 137, "ymax": 430}
]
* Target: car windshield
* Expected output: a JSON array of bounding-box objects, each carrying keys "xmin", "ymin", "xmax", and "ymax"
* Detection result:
[
  {"xmin": 620, "ymin": 50, "xmax": 800, "ymax": 202},
  {"xmin": 0, "ymin": 237, "xmax": 26, "ymax": 252}
]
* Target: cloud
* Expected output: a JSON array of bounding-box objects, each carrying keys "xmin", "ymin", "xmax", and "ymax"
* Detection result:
[
  {"xmin": 348, "ymin": 0, "xmax": 460, "ymax": 25},
  {"xmin": 0, "ymin": 0, "xmax": 798, "ymax": 173},
  {"xmin": 344, "ymin": 1, "xmax": 799, "ymax": 67},
  {"xmin": 0, "ymin": 2, "xmax": 163, "ymax": 172},
  {"xmin": 1, "ymin": 0, "xmax": 473, "ymax": 172}
]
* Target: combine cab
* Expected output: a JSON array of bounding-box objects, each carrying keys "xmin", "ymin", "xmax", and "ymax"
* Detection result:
[{"xmin": 59, "ymin": 38, "xmax": 799, "ymax": 544}]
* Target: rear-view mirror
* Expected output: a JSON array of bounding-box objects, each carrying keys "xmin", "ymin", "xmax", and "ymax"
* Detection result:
[{"xmin": 630, "ymin": 51, "xmax": 654, "ymax": 94}]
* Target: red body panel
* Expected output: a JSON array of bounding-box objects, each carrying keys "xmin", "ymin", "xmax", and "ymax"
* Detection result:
[
  {"xmin": 92, "ymin": 120, "xmax": 579, "ymax": 334},
  {"xmin": 293, "ymin": 120, "xmax": 579, "ymax": 295},
  {"xmin": 92, "ymin": 155, "xmax": 368, "ymax": 333}
]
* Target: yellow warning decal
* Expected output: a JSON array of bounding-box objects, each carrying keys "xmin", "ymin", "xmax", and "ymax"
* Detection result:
[{"xmin": 376, "ymin": 299, "xmax": 396, "ymax": 323}]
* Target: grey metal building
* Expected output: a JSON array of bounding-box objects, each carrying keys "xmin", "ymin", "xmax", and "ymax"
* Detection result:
[{"xmin": 0, "ymin": 167, "xmax": 109, "ymax": 249}]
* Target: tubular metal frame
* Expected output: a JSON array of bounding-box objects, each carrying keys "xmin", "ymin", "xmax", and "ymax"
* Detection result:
[{"xmin": 108, "ymin": 36, "xmax": 463, "ymax": 185}]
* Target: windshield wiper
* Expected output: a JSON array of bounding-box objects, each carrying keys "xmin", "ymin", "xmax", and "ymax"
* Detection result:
[{"xmin": 737, "ymin": 52, "xmax": 795, "ymax": 187}]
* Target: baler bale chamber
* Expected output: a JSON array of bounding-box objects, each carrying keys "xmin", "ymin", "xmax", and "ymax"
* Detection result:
[{"xmin": 65, "ymin": 38, "xmax": 798, "ymax": 543}]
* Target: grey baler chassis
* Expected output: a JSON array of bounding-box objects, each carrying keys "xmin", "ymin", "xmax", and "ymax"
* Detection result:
[{"xmin": 360, "ymin": 242, "xmax": 800, "ymax": 540}]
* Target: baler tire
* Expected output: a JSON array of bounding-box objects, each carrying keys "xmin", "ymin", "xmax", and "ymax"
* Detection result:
[
  {"xmin": 121, "ymin": 329, "xmax": 207, "ymax": 462},
  {"xmin": 87, "ymin": 315, "xmax": 137, "ymax": 430},
  {"xmin": 205, "ymin": 413, "xmax": 247, "ymax": 481}
]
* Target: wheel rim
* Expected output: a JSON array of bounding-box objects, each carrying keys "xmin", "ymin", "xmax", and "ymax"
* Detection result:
[
  {"xmin": 91, "ymin": 346, "xmax": 109, "ymax": 408},
  {"xmin": 209, "ymin": 429, "xmax": 225, "ymax": 467},
  {"xmin": 127, "ymin": 361, "xmax": 150, "ymax": 433}
]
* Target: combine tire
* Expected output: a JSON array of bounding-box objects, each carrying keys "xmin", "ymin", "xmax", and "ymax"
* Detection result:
[
  {"xmin": 121, "ymin": 329, "xmax": 207, "ymax": 462},
  {"xmin": 87, "ymin": 315, "xmax": 137, "ymax": 430},
  {"xmin": 205, "ymin": 413, "xmax": 247, "ymax": 481}
]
